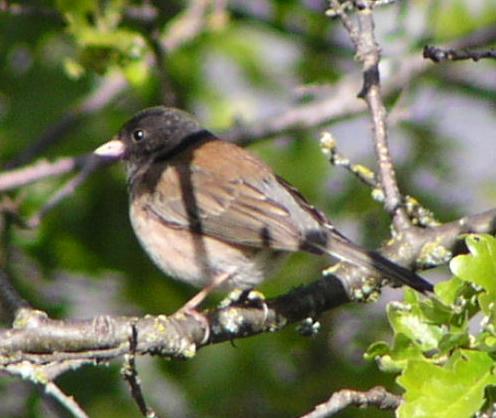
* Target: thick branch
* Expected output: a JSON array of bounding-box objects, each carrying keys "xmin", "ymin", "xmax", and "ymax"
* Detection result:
[
  {"xmin": 0, "ymin": 274, "xmax": 348, "ymax": 359},
  {"xmin": 0, "ymin": 207, "xmax": 496, "ymax": 361},
  {"xmin": 388, "ymin": 209, "xmax": 496, "ymax": 269}
]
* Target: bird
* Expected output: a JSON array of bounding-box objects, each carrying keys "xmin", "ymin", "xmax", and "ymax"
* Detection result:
[{"xmin": 94, "ymin": 106, "xmax": 433, "ymax": 309}]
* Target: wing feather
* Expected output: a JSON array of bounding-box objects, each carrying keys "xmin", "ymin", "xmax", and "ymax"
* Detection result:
[{"xmin": 147, "ymin": 162, "xmax": 305, "ymax": 250}]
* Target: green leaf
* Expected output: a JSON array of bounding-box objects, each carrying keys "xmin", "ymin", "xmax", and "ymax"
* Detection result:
[
  {"xmin": 435, "ymin": 276, "xmax": 465, "ymax": 306},
  {"xmin": 477, "ymin": 292, "xmax": 496, "ymax": 325},
  {"xmin": 398, "ymin": 350, "xmax": 496, "ymax": 418},
  {"xmin": 387, "ymin": 295, "xmax": 444, "ymax": 352},
  {"xmin": 59, "ymin": 0, "xmax": 146, "ymax": 76},
  {"xmin": 451, "ymin": 234, "xmax": 496, "ymax": 296},
  {"xmin": 365, "ymin": 334, "xmax": 425, "ymax": 373},
  {"xmin": 477, "ymin": 328, "xmax": 496, "ymax": 352}
]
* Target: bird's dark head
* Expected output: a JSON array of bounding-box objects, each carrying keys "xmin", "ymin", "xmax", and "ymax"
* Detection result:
[{"xmin": 94, "ymin": 106, "xmax": 204, "ymax": 168}]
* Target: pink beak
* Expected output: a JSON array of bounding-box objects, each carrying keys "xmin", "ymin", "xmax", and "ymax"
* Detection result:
[{"xmin": 94, "ymin": 138, "xmax": 126, "ymax": 160}]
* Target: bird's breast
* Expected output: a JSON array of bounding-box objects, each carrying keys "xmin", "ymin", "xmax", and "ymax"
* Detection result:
[{"xmin": 128, "ymin": 196, "xmax": 286, "ymax": 290}]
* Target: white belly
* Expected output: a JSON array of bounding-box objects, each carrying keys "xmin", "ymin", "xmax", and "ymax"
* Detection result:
[{"xmin": 130, "ymin": 203, "xmax": 287, "ymax": 290}]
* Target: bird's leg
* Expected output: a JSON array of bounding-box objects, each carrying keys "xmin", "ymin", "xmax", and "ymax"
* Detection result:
[
  {"xmin": 175, "ymin": 273, "xmax": 232, "ymax": 345},
  {"xmin": 177, "ymin": 272, "xmax": 232, "ymax": 313}
]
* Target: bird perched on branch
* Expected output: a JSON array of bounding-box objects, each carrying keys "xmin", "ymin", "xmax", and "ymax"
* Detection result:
[{"xmin": 94, "ymin": 106, "xmax": 433, "ymax": 308}]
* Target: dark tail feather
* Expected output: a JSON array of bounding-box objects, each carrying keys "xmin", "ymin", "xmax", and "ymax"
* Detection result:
[{"xmin": 324, "ymin": 234, "xmax": 433, "ymax": 293}]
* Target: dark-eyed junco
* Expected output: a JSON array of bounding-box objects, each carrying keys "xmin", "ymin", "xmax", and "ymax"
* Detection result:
[{"xmin": 94, "ymin": 106, "xmax": 432, "ymax": 307}]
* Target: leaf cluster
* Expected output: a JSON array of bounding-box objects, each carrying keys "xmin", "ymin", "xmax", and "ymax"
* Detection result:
[{"xmin": 367, "ymin": 235, "xmax": 496, "ymax": 418}]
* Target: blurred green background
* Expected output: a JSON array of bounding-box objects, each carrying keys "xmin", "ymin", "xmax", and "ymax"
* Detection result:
[{"xmin": 1, "ymin": 0, "xmax": 495, "ymax": 417}]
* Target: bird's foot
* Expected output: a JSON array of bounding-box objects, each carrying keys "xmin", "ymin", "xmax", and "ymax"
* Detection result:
[
  {"xmin": 219, "ymin": 288, "xmax": 264, "ymax": 307},
  {"xmin": 219, "ymin": 288, "xmax": 269, "ymax": 321},
  {"xmin": 174, "ymin": 305, "xmax": 210, "ymax": 345},
  {"xmin": 175, "ymin": 272, "xmax": 233, "ymax": 344}
]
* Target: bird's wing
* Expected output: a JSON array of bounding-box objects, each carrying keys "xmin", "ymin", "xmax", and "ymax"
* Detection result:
[{"xmin": 142, "ymin": 141, "xmax": 326, "ymax": 252}]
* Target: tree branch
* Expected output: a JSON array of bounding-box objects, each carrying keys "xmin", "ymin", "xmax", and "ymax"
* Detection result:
[
  {"xmin": 0, "ymin": 206, "xmax": 496, "ymax": 363},
  {"xmin": 2, "ymin": 23, "xmax": 494, "ymax": 184},
  {"xmin": 43, "ymin": 383, "xmax": 89, "ymax": 418},
  {"xmin": 329, "ymin": 0, "xmax": 409, "ymax": 230},
  {"xmin": 0, "ymin": 273, "xmax": 348, "ymax": 359},
  {"xmin": 225, "ymin": 21, "xmax": 496, "ymax": 144},
  {"xmin": 320, "ymin": 132, "xmax": 440, "ymax": 228},
  {"xmin": 0, "ymin": 269, "xmax": 31, "ymax": 321},
  {"xmin": 0, "ymin": 156, "xmax": 87, "ymax": 192},
  {"xmin": 4, "ymin": 352, "xmax": 90, "ymax": 418},
  {"xmin": 0, "ymin": 154, "xmax": 115, "ymax": 230},
  {"xmin": 122, "ymin": 324, "xmax": 159, "ymax": 418},
  {"xmin": 26, "ymin": 155, "xmax": 112, "ymax": 228},
  {"xmin": 300, "ymin": 386, "xmax": 401, "ymax": 418},
  {"xmin": 423, "ymin": 45, "xmax": 496, "ymax": 63}
]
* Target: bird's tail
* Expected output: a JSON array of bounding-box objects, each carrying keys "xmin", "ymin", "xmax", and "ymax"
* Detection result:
[{"xmin": 323, "ymin": 231, "xmax": 433, "ymax": 293}]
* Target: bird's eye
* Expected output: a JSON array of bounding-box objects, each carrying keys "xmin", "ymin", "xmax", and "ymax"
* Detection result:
[{"xmin": 132, "ymin": 129, "xmax": 145, "ymax": 142}]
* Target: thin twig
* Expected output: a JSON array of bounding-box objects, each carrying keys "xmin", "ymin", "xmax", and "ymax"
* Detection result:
[
  {"xmin": 423, "ymin": 45, "xmax": 496, "ymax": 63},
  {"xmin": 44, "ymin": 382, "xmax": 90, "ymax": 418},
  {"xmin": 26, "ymin": 154, "xmax": 112, "ymax": 228},
  {"xmin": 328, "ymin": 0, "xmax": 410, "ymax": 231},
  {"xmin": 320, "ymin": 131, "xmax": 377, "ymax": 189},
  {"xmin": 0, "ymin": 269, "xmax": 31, "ymax": 320},
  {"xmin": 300, "ymin": 386, "xmax": 401, "ymax": 418},
  {"xmin": 147, "ymin": 30, "xmax": 176, "ymax": 106},
  {"xmin": 42, "ymin": 360, "xmax": 93, "ymax": 381},
  {"xmin": 4, "ymin": 359, "xmax": 90, "ymax": 418},
  {"xmin": 0, "ymin": 154, "xmax": 113, "ymax": 230},
  {"xmin": 320, "ymin": 132, "xmax": 440, "ymax": 228},
  {"xmin": 122, "ymin": 323, "xmax": 159, "ymax": 418},
  {"xmin": 0, "ymin": 156, "xmax": 86, "ymax": 192}
]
